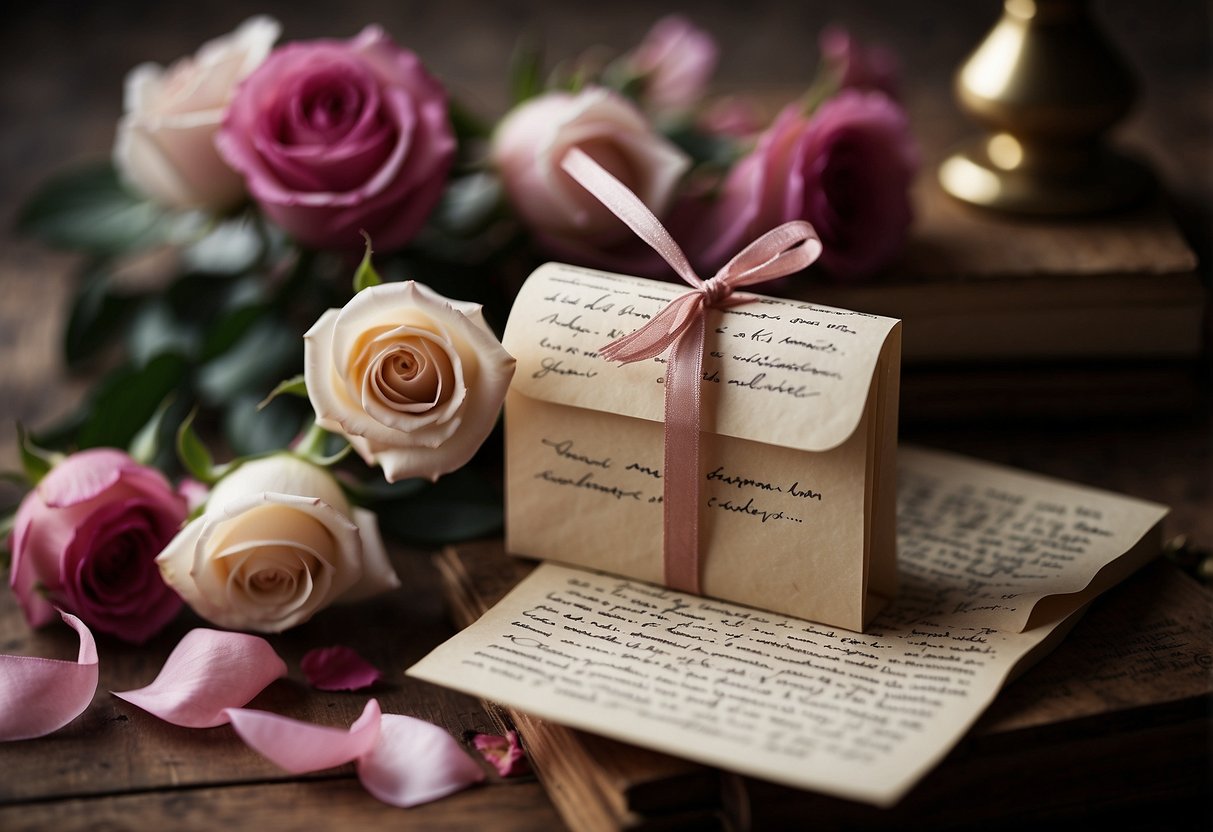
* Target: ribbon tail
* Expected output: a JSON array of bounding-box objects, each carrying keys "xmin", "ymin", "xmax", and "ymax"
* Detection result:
[{"xmin": 662, "ymin": 316, "xmax": 706, "ymax": 595}]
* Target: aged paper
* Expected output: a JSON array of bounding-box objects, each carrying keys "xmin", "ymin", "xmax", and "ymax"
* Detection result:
[
  {"xmin": 503, "ymin": 262, "xmax": 902, "ymax": 451},
  {"xmin": 410, "ymin": 448, "xmax": 1167, "ymax": 806},
  {"xmin": 503, "ymin": 262, "xmax": 902, "ymax": 628}
]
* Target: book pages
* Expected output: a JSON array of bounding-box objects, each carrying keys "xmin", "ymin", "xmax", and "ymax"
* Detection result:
[{"xmin": 409, "ymin": 447, "xmax": 1167, "ymax": 806}]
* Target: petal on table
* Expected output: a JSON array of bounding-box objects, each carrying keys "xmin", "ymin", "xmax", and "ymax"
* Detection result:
[
  {"xmin": 112, "ymin": 628, "xmax": 286, "ymax": 727},
  {"xmin": 300, "ymin": 645, "xmax": 383, "ymax": 691},
  {"xmin": 227, "ymin": 698, "xmax": 382, "ymax": 773},
  {"xmin": 0, "ymin": 612, "xmax": 99, "ymax": 741},
  {"xmin": 358, "ymin": 713, "xmax": 485, "ymax": 807}
]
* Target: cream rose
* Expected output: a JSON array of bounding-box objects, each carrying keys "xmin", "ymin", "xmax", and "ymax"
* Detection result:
[
  {"xmin": 490, "ymin": 87, "xmax": 689, "ymax": 259},
  {"xmin": 304, "ymin": 281, "xmax": 516, "ymax": 483},
  {"xmin": 156, "ymin": 454, "xmax": 399, "ymax": 633},
  {"xmin": 114, "ymin": 16, "xmax": 280, "ymax": 212}
]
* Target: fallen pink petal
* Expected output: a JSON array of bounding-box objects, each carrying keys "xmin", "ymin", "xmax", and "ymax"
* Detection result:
[
  {"xmin": 358, "ymin": 713, "xmax": 485, "ymax": 807},
  {"xmin": 112, "ymin": 629, "xmax": 287, "ymax": 728},
  {"xmin": 301, "ymin": 645, "xmax": 383, "ymax": 691},
  {"xmin": 0, "ymin": 612, "xmax": 98, "ymax": 741},
  {"xmin": 227, "ymin": 699, "xmax": 382, "ymax": 774},
  {"xmin": 472, "ymin": 730, "xmax": 530, "ymax": 777}
]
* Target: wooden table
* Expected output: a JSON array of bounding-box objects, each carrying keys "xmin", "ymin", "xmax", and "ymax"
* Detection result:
[{"xmin": 1, "ymin": 2, "xmax": 1209, "ymax": 829}]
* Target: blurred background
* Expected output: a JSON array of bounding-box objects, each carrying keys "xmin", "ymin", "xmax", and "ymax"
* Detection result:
[{"xmin": 1, "ymin": 0, "xmax": 1210, "ymax": 544}]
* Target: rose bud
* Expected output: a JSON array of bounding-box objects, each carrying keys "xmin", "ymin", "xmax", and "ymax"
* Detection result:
[
  {"xmin": 624, "ymin": 15, "xmax": 719, "ymax": 115},
  {"xmin": 217, "ymin": 26, "xmax": 455, "ymax": 252},
  {"xmin": 114, "ymin": 16, "xmax": 280, "ymax": 212},
  {"xmin": 156, "ymin": 455, "xmax": 400, "ymax": 633},
  {"xmin": 490, "ymin": 86, "xmax": 690, "ymax": 273},
  {"xmin": 9, "ymin": 449, "xmax": 187, "ymax": 643},
  {"xmin": 304, "ymin": 281, "xmax": 516, "ymax": 483}
]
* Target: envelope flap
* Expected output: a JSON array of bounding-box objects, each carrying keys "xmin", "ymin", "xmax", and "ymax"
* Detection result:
[{"xmin": 503, "ymin": 263, "xmax": 901, "ymax": 452}]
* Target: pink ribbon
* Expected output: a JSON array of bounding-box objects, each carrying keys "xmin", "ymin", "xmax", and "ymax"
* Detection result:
[{"xmin": 560, "ymin": 148, "xmax": 822, "ymax": 594}]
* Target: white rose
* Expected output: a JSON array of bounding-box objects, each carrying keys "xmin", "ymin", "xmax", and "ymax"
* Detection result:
[
  {"xmin": 157, "ymin": 454, "xmax": 399, "ymax": 633},
  {"xmin": 304, "ymin": 281, "xmax": 516, "ymax": 483},
  {"xmin": 490, "ymin": 87, "xmax": 690, "ymax": 248},
  {"xmin": 114, "ymin": 15, "xmax": 280, "ymax": 212}
]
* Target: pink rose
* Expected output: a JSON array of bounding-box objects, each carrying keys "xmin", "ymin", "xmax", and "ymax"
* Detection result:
[
  {"xmin": 217, "ymin": 26, "xmax": 455, "ymax": 252},
  {"xmin": 9, "ymin": 449, "xmax": 186, "ymax": 643},
  {"xmin": 625, "ymin": 16, "xmax": 718, "ymax": 114},
  {"xmin": 819, "ymin": 26, "xmax": 901, "ymax": 100},
  {"xmin": 491, "ymin": 87, "xmax": 689, "ymax": 273},
  {"xmin": 696, "ymin": 92, "xmax": 917, "ymax": 279}
]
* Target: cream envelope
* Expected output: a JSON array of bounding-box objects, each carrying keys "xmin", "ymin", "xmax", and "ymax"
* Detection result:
[{"xmin": 502, "ymin": 262, "xmax": 902, "ymax": 630}]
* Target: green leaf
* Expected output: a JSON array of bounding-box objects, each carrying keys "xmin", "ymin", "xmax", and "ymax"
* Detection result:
[
  {"xmin": 176, "ymin": 410, "xmax": 217, "ymax": 484},
  {"xmin": 16, "ymin": 162, "xmax": 178, "ymax": 255},
  {"xmin": 16, "ymin": 423, "xmax": 59, "ymax": 485},
  {"xmin": 127, "ymin": 300, "xmax": 202, "ymax": 365},
  {"xmin": 352, "ymin": 233, "xmax": 383, "ymax": 294},
  {"xmin": 77, "ymin": 353, "xmax": 190, "ymax": 450},
  {"xmin": 447, "ymin": 98, "xmax": 491, "ymax": 142},
  {"xmin": 376, "ymin": 468, "xmax": 504, "ymax": 545},
  {"xmin": 341, "ymin": 475, "xmax": 428, "ymax": 504},
  {"xmin": 508, "ymin": 35, "xmax": 545, "ymax": 104},
  {"xmin": 224, "ymin": 393, "xmax": 309, "ymax": 458},
  {"xmin": 257, "ymin": 374, "xmax": 308, "ymax": 411},
  {"xmin": 64, "ymin": 260, "xmax": 141, "ymax": 369},
  {"xmin": 128, "ymin": 393, "xmax": 177, "ymax": 467},
  {"xmin": 434, "ymin": 173, "xmax": 503, "ymax": 236},
  {"xmin": 181, "ymin": 216, "xmax": 264, "ymax": 275},
  {"xmin": 196, "ymin": 318, "xmax": 300, "ymax": 406}
]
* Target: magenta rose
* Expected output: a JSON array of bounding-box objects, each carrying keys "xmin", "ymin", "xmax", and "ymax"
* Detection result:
[
  {"xmin": 217, "ymin": 26, "xmax": 455, "ymax": 252},
  {"xmin": 9, "ymin": 449, "xmax": 186, "ymax": 643},
  {"xmin": 695, "ymin": 91, "xmax": 918, "ymax": 279}
]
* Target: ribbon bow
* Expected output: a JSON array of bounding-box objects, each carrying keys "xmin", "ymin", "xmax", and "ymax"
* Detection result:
[{"xmin": 561, "ymin": 148, "xmax": 822, "ymax": 594}]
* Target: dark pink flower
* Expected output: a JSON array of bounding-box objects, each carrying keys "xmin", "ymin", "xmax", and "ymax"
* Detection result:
[
  {"xmin": 819, "ymin": 26, "xmax": 901, "ymax": 100},
  {"xmin": 217, "ymin": 26, "xmax": 455, "ymax": 252},
  {"xmin": 9, "ymin": 449, "xmax": 186, "ymax": 643},
  {"xmin": 301, "ymin": 645, "xmax": 382, "ymax": 691},
  {"xmin": 472, "ymin": 730, "xmax": 530, "ymax": 778},
  {"xmin": 694, "ymin": 91, "xmax": 917, "ymax": 279}
]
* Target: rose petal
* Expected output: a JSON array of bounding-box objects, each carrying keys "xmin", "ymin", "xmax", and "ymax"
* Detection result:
[
  {"xmin": 357, "ymin": 713, "xmax": 485, "ymax": 807},
  {"xmin": 300, "ymin": 645, "xmax": 383, "ymax": 691},
  {"xmin": 227, "ymin": 698, "xmax": 382, "ymax": 773},
  {"xmin": 0, "ymin": 612, "xmax": 98, "ymax": 741},
  {"xmin": 112, "ymin": 629, "xmax": 286, "ymax": 727},
  {"xmin": 472, "ymin": 731, "xmax": 530, "ymax": 778}
]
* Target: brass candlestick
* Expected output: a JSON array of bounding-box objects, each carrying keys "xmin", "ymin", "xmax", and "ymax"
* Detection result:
[{"xmin": 938, "ymin": 0, "xmax": 1153, "ymax": 215}]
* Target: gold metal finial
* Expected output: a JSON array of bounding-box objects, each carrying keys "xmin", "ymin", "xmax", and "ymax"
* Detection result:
[{"xmin": 939, "ymin": 0, "xmax": 1153, "ymax": 215}]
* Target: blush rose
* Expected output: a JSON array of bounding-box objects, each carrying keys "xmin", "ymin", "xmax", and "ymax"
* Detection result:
[
  {"xmin": 490, "ymin": 87, "xmax": 689, "ymax": 271},
  {"xmin": 624, "ymin": 16, "xmax": 718, "ymax": 114},
  {"xmin": 304, "ymin": 281, "xmax": 516, "ymax": 483},
  {"xmin": 114, "ymin": 16, "xmax": 280, "ymax": 212},
  {"xmin": 9, "ymin": 449, "xmax": 187, "ymax": 643},
  {"xmin": 156, "ymin": 455, "xmax": 399, "ymax": 633},
  {"xmin": 217, "ymin": 25, "xmax": 455, "ymax": 252},
  {"xmin": 696, "ymin": 92, "xmax": 918, "ymax": 279}
]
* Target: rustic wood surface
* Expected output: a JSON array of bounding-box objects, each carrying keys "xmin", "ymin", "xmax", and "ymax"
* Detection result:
[{"xmin": 1, "ymin": 2, "xmax": 1210, "ymax": 830}]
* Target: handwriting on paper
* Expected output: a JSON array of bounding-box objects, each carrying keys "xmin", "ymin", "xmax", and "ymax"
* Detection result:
[{"xmin": 410, "ymin": 447, "xmax": 1168, "ymax": 806}]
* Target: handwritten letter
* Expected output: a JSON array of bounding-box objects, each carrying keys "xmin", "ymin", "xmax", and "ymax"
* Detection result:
[{"xmin": 409, "ymin": 447, "xmax": 1166, "ymax": 806}]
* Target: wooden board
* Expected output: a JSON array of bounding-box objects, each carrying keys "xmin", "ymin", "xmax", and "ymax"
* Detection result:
[{"xmin": 0, "ymin": 545, "xmax": 563, "ymax": 826}]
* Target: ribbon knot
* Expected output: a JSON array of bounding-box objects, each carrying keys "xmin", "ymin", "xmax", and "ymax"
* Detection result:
[
  {"xmin": 701, "ymin": 275, "xmax": 731, "ymax": 307},
  {"xmin": 560, "ymin": 148, "xmax": 822, "ymax": 594}
]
